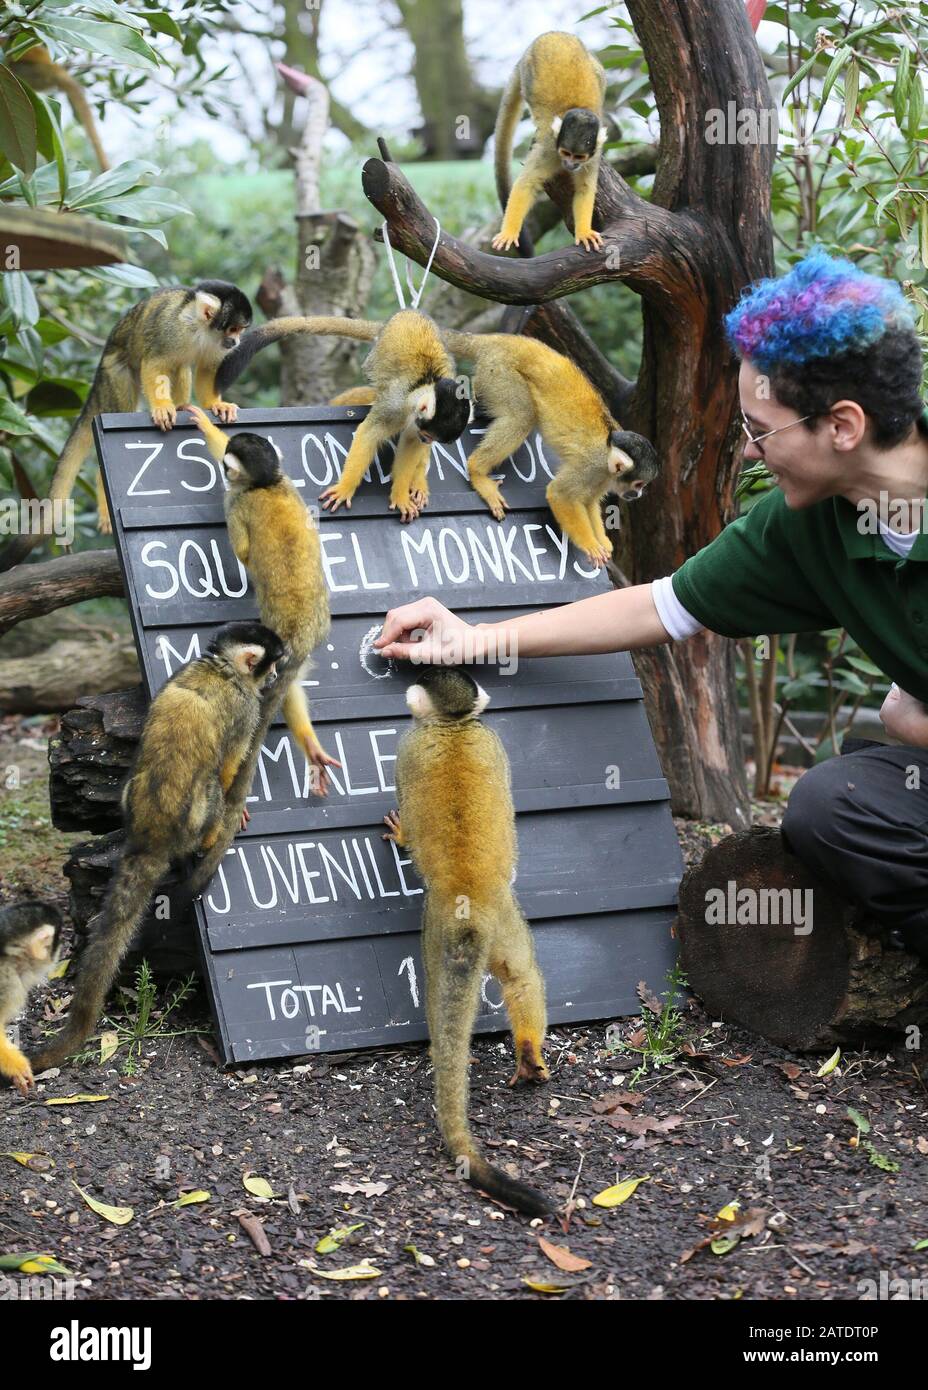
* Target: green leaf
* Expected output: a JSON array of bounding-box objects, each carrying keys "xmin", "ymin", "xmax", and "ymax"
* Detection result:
[
  {"xmin": 843, "ymin": 57, "xmax": 859, "ymax": 125},
  {"xmin": 909, "ymin": 74, "xmax": 925, "ymax": 140},
  {"xmin": 66, "ymin": 158, "xmax": 159, "ymax": 210},
  {"xmin": 1, "ymin": 272, "xmax": 40, "ymax": 331},
  {"xmin": 0, "ymin": 396, "xmax": 33, "ymax": 435},
  {"xmin": 783, "ymin": 52, "xmax": 819, "ymax": 101},
  {"xmin": 0, "ymin": 64, "xmax": 38, "ymax": 176},
  {"xmin": 85, "ymin": 263, "xmax": 158, "ymax": 289},
  {"xmin": 25, "ymin": 89, "xmax": 68, "ymax": 203},
  {"xmin": 83, "ymin": 0, "xmax": 148, "ymax": 29},
  {"xmin": 140, "ymin": 10, "xmax": 184, "ymax": 41},
  {"xmin": 920, "ymin": 202, "xmax": 928, "ymax": 271},
  {"xmin": 821, "ymin": 46, "xmax": 852, "ymax": 106},
  {"xmin": 32, "ymin": 17, "xmax": 162, "ymax": 71},
  {"xmin": 844, "ymin": 654, "xmax": 881, "ymax": 677},
  {"xmin": 847, "ymin": 1106, "xmax": 871, "ymax": 1134},
  {"xmin": 893, "ymin": 45, "xmax": 912, "ymax": 127}
]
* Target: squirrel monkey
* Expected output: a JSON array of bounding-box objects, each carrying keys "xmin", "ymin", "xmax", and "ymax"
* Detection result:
[
  {"xmin": 383, "ymin": 666, "xmax": 554, "ymax": 1217},
  {"xmin": 0, "ymin": 282, "xmax": 252, "ymax": 572},
  {"xmin": 0, "ymin": 902, "xmax": 62, "ymax": 1095},
  {"xmin": 442, "ymin": 329, "xmax": 660, "ymax": 566},
  {"xmin": 216, "ymin": 310, "xmax": 473, "ymax": 522},
  {"xmin": 10, "ymin": 44, "xmax": 109, "ymax": 170},
  {"xmin": 187, "ymin": 407, "xmax": 339, "ymax": 788},
  {"xmin": 492, "ymin": 31, "xmax": 607, "ymax": 254},
  {"xmin": 29, "ymin": 621, "xmax": 286, "ymax": 1073}
]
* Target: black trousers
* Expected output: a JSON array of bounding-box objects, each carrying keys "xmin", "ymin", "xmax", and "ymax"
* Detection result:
[{"xmin": 781, "ymin": 738, "xmax": 928, "ymax": 960}]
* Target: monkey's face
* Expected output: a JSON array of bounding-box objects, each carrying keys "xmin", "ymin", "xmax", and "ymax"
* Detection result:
[
  {"xmin": 552, "ymin": 109, "xmax": 605, "ymax": 172},
  {"xmin": 0, "ymin": 902, "xmax": 62, "ymax": 978},
  {"xmin": 607, "ymin": 431, "xmax": 661, "ymax": 500},
  {"xmin": 406, "ymin": 665, "xmax": 490, "ymax": 721},
  {"xmin": 409, "ymin": 379, "xmax": 473, "ymax": 446},
  {"xmin": 211, "ymin": 622, "xmax": 288, "ymax": 686},
  {"xmin": 193, "ymin": 281, "xmax": 253, "ymax": 351}
]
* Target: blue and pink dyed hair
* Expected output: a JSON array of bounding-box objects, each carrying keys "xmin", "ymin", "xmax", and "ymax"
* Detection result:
[{"xmin": 724, "ymin": 248, "xmax": 916, "ymax": 372}]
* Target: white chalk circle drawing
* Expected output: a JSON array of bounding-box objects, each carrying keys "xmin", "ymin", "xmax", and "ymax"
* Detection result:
[{"xmin": 359, "ymin": 623, "xmax": 395, "ymax": 679}]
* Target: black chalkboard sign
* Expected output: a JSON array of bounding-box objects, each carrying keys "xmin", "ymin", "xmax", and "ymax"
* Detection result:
[{"xmin": 94, "ymin": 405, "xmax": 682, "ymax": 1064}]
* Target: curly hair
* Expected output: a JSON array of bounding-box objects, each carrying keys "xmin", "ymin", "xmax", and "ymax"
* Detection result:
[{"xmin": 725, "ymin": 248, "xmax": 926, "ymax": 448}]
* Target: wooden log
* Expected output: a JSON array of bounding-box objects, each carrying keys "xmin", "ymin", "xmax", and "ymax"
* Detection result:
[
  {"xmin": 64, "ymin": 831, "xmax": 199, "ymax": 978},
  {"xmin": 0, "ymin": 551, "xmax": 124, "ymax": 634},
  {"xmin": 48, "ymin": 685, "xmax": 145, "ymax": 832},
  {"xmin": 676, "ymin": 827, "xmax": 928, "ymax": 1050},
  {"xmin": 0, "ymin": 636, "xmax": 138, "ymax": 714}
]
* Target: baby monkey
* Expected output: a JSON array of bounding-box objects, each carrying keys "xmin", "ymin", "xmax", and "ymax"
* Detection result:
[
  {"xmin": 30, "ymin": 621, "xmax": 285, "ymax": 1073},
  {"xmin": 384, "ymin": 666, "xmax": 554, "ymax": 1217},
  {"xmin": 0, "ymin": 902, "xmax": 62, "ymax": 1095}
]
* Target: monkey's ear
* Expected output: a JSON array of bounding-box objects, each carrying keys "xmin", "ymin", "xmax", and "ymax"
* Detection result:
[
  {"xmin": 234, "ymin": 643, "xmax": 265, "ymax": 677},
  {"xmin": 596, "ymin": 123, "xmax": 607, "ymax": 149},
  {"xmin": 194, "ymin": 291, "xmax": 222, "ymax": 324},
  {"xmin": 223, "ymin": 451, "xmax": 244, "ymax": 482},
  {"xmin": 26, "ymin": 924, "xmax": 57, "ymax": 962},
  {"xmin": 474, "ymin": 683, "xmax": 491, "ymax": 716},
  {"xmin": 551, "ymin": 115, "xmax": 563, "ymax": 139},
  {"xmin": 405, "ymin": 683, "xmax": 434, "ymax": 718}
]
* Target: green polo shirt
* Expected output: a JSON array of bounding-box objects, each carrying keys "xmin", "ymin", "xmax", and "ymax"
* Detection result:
[{"xmin": 672, "ymin": 485, "xmax": 928, "ymax": 702}]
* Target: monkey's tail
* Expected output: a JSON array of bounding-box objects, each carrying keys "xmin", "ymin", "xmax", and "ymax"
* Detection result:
[
  {"xmin": 493, "ymin": 67, "xmax": 537, "ymax": 260},
  {"xmin": 0, "ymin": 410, "xmax": 96, "ymax": 572},
  {"xmin": 215, "ymin": 316, "xmax": 384, "ymax": 394},
  {"xmin": 429, "ymin": 904, "xmax": 554, "ymax": 1218},
  {"xmin": 29, "ymin": 847, "xmax": 169, "ymax": 1072}
]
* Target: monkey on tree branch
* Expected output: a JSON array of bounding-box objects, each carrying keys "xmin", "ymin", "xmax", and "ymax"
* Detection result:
[{"xmin": 361, "ymin": 0, "xmax": 775, "ymax": 827}]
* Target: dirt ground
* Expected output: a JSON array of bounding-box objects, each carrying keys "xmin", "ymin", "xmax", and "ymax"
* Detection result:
[{"xmin": 1, "ymin": 715, "xmax": 927, "ymax": 1303}]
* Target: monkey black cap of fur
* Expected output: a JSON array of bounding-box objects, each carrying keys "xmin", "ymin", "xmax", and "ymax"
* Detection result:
[{"xmin": 224, "ymin": 433, "xmax": 282, "ymax": 488}]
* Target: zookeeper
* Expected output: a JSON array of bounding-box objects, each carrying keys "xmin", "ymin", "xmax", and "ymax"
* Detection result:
[{"xmin": 376, "ymin": 249, "xmax": 928, "ymax": 962}]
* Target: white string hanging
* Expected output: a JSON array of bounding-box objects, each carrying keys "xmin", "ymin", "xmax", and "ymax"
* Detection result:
[{"xmin": 381, "ymin": 216, "xmax": 442, "ymax": 311}]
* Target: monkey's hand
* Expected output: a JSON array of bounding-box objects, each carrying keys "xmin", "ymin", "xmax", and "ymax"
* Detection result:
[
  {"xmin": 491, "ymin": 231, "xmax": 520, "ymax": 252},
  {"xmin": 319, "ymin": 481, "xmax": 356, "ymax": 513},
  {"xmin": 388, "ymin": 488, "xmax": 422, "ymax": 524},
  {"xmin": 211, "ymin": 400, "xmax": 239, "ymax": 424},
  {"xmin": 97, "ymin": 510, "xmax": 113, "ymax": 536},
  {"xmin": 151, "ymin": 402, "xmax": 178, "ymax": 431},
  {"xmin": 473, "ymin": 479, "xmax": 508, "ymax": 521},
  {"xmin": 303, "ymin": 736, "xmax": 343, "ymax": 797},
  {"xmin": 382, "ymin": 809, "xmax": 405, "ymax": 846},
  {"xmin": 240, "ymin": 807, "xmax": 251, "ymax": 832},
  {"xmin": 575, "ymin": 228, "xmax": 604, "ymax": 252}
]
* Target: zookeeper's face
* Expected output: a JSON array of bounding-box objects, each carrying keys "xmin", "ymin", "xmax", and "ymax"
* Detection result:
[{"xmin": 738, "ymin": 360, "xmax": 865, "ymax": 509}]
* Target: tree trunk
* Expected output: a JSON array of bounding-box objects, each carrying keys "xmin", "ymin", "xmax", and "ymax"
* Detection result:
[
  {"xmin": 395, "ymin": 0, "xmax": 496, "ymax": 158},
  {"xmin": 258, "ymin": 71, "xmax": 376, "ymax": 405},
  {"xmin": 361, "ymin": 0, "xmax": 775, "ymax": 825},
  {"xmin": 676, "ymin": 827, "xmax": 928, "ymax": 1050}
]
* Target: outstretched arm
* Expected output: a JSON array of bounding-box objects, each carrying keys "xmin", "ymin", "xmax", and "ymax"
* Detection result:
[{"xmin": 374, "ymin": 585, "xmax": 671, "ymax": 663}]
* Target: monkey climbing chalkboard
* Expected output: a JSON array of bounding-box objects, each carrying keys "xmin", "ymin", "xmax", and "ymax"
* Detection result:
[{"xmin": 94, "ymin": 404, "xmax": 683, "ymax": 1065}]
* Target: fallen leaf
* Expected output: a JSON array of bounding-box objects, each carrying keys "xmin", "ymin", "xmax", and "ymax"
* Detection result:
[
  {"xmin": 301, "ymin": 1260, "xmax": 381, "ymax": 1281},
  {"xmin": 72, "ymin": 1181, "xmax": 133, "ymax": 1226},
  {"xmin": 780, "ymin": 1062, "xmax": 802, "ymax": 1080},
  {"xmin": 592, "ymin": 1175, "xmax": 649, "ymax": 1208},
  {"xmin": 238, "ymin": 1212, "xmax": 271, "ymax": 1255},
  {"xmin": 45, "ymin": 1094, "xmax": 110, "ymax": 1106},
  {"xmin": 174, "ymin": 1190, "xmax": 210, "ymax": 1208},
  {"xmin": 0, "ymin": 1251, "xmax": 73, "ymax": 1275},
  {"xmin": 242, "ymin": 1174, "xmax": 275, "ymax": 1199},
  {"xmin": 719, "ymin": 1055, "xmax": 753, "ymax": 1067},
  {"xmin": 404, "ymin": 1245, "xmax": 436, "ymax": 1267},
  {"xmin": 316, "ymin": 1222, "xmax": 364, "ymax": 1254},
  {"xmin": 48, "ymin": 958, "xmax": 70, "ymax": 980},
  {"xmin": 523, "ymin": 1278, "xmax": 569, "ymax": 1294},
  {"xmin": 637, "ymin": 981, "xmax": 662, "ymax": 1015},
  {"xmin": 816, "ymin": 1048, "xmax": 841, "ymax": 1077},
  {"xmin": 590, "ymin": 1091, "xmax": 642, "ymax": 1113},
  {"xmin": 330, "ymin": 1181, "xmax": 389, "ymax": 1198},
  {"xmin": 0, "ymin": 1151, "xmax": 54, "ymax": 1171},
  {"xmin": 538, "ymin": 1236, "xmax": 591, "ymax": 1272},
  {"xmin": 99, "ymin": 1032, "xmax": 120, "ymax": 1065}
]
